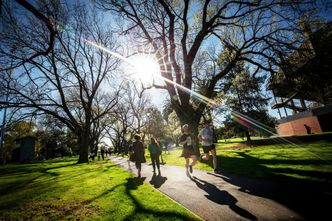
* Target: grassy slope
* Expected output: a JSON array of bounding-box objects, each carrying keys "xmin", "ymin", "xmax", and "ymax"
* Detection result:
[
  {"xmin": 161, "ymin": 141, "xmax": 332, "ymax": 183},
  {"xmin": 0, "ymin": 159, "xmax": 201, "ymax": 221}
]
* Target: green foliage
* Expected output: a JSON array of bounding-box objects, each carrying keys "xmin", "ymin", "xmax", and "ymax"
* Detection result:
[
  {"xmin": 145, "ymin": 107, "xmax": 166, "ymax": 139},
  {"xmin": 0, "ymin": 159, "xmax": 200, "ymax": 220},
  {"xmin": 220, "ymin": 61, "xmax": 275, "ymax": 138}
]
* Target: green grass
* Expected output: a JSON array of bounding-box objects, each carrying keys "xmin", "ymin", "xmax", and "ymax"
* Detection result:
[
  {"xmin": 161, "ymin": 141, "xmax": 332, "ymax": 183},
  {"xmin": 0, "ymin": 158, "xmax": 201, "ymax": 221}
]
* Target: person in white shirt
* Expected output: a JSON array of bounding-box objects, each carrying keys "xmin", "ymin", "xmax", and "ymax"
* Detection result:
[{"xmin": 198, "ymin": 120, "xmax": 220, "ymax": 174}]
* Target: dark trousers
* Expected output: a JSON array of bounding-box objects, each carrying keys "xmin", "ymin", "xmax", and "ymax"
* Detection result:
[
  {"xmin": 135, "ymin": 162, "xmax": 141, "ymax": 171},
  {"xmin": 150, "ymin": 153, "xmax": 160, "ymax": 171}
]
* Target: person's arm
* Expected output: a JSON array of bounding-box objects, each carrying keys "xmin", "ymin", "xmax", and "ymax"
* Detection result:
[
  {"xmin": 179, "ymin": 135, "xmax": 187, "ymax": 145},
  {"xmin": 198, "ymin": 130, "xmax": 203, "ymax": 141},
  {"xmin": 198, "ymin": 129, "xmax": 208, "ymax": 141}
]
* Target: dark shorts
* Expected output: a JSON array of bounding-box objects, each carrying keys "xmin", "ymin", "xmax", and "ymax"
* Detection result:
[
  {"xmin": 202, "ymin": 144, "xmax": 216, "ymax": 154},
  {"xmin": 181, "ymin": 147, "xmax": 196, "ymax": 158}
]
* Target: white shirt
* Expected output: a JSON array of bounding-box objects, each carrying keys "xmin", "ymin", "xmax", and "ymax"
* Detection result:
[{"xmin": 199, "ymin": 127, "xmax": 214, "ymax": 146}]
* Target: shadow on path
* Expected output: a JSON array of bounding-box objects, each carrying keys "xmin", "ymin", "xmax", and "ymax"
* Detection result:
[
  {"xmin": 191, "ymin": 176, "xmax": 257, "ymax": 221},
  {"xmin": 149, "ymin": 173, "xmax": 167, "ymax": 188},
  {"xmin": 206, "ymin": 151, "xmax": 332, "ymax": 221}
]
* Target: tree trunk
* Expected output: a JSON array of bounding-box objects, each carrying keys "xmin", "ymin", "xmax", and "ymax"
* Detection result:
[
  {"xmin": 78, "ymin": 130, "xmax": 90, "ymax": 163},
  {"xmin": 190, "ymin": 123, "xmax": 200, "ymax": 156}
]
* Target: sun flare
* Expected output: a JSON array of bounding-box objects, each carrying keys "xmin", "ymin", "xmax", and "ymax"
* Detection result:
[{"xmin": 129, "ymin": 54, "xmax": 160, "ymax": 84}]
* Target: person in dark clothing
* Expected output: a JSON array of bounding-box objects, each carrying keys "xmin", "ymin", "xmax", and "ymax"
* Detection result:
[
  {"xmin": 148, "ymin": 137, "xmax": 161, "ymax": 175},
  {"xmin": 132, "ymin": 134, "xmax": 146, "ymax": 178},
  {"xmin": 89, "ymin": 150, "xmax": 95, "ymax": 161},
  {"xmin": 304, "ymin": 124, "xmax": 312, "ymax": 134},
  {"xmin": 101, "ymin": 147, "xmax": 105, "ymax": 160},
  {"xmin": 179, "ymin": 124, "xmax": 198, "ymax": 174}
]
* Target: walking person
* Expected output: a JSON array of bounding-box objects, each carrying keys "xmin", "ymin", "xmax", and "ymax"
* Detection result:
[
  {"xmin": 179, "ymin": 124, "xmax": 198, "ymax": 174},
  {"xmin": 89, "ymin": 150, "xmax": 95, "ymax": 161},
  {"xmin": 132, "ymin": 134, "xmax": 146, "ymax": 178},
  {"xmin": 304, "ymin": 124, "xmax": 312, "ymax": 134},
  {"xmin": 198, "ymin": 120, "xmax": 220, "ymax": 174},
  {"xmin": 101, "ymin": 146, "xmax": 105, "ymax": 160},
  {"xmin": 148, "ymin": 137, "xmax": 161, "ymax": 175}
]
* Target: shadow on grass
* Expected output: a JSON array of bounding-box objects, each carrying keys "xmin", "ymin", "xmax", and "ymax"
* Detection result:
[
  {"xmin": 201, "ymin": 153, "xmax": 332, "ymax": 221},
  {"xmin": 122, "ymin": 177, "xmax": 199, "ymax": 220},
  {"xmin": 200, "ymin": 152, "xmax": 332, "ymax": 183},
  {"xmin": 0, "ymin": 161, "xmax": 77, "ymax": 198},
  {"xmin": 0, "ymin": 160, "xmax": 115, "ymax": 210}
]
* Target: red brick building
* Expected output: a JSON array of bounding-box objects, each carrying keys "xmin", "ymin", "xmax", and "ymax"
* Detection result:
[{"xmin": 276, "ymin": 106, "xmax": 332, "ymax": 136}]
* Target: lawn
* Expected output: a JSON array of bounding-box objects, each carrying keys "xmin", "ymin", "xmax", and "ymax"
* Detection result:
[
  {"xmin": 160, "ymin": 141, "xmax": 332, "ymax": 183},
  {"xmin": 0, "ymin": 158, "xmax": 201, "ymax": 221}
]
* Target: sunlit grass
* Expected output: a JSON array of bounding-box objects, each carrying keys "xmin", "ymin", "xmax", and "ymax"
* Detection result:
[
  {"xmin": 0, "ymin": 158, "xmax": 201, "ymax": 220},
  {"xmin": 161, "ymin": 141, "xmax": 332, "ymax": 183}
]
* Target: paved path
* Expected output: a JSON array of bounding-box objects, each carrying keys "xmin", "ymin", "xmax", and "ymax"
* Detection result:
[{"xmin": 110, "ymin": 156, "xmax": 331, "ymax": 221}]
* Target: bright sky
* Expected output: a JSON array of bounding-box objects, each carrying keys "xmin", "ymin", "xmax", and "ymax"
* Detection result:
[{"xmin": 2, "ymin": 0, "xmax": 331, "ymax": 129}]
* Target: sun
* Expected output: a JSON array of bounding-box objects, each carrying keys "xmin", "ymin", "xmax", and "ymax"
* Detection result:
[{"xmin": 129, "ymin": 54, "xmax": 160, "ymax": 84}]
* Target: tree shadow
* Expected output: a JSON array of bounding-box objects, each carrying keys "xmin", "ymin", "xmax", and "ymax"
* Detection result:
[
  {"xmin": 190, "ymin": 176, "xmax": 257, "ymax": 220},
  {"xmin": 0, "ymin": 162, "xmax": 77, "ymax": 197},
  {"xmin": 149, "ymin": 173, "xmax": 167, "ymax": 188},
  {"xmin": 122, "ymin": 177, "xmax": 199, "ymax": 220},
  {"xmin": 0, "ymin": 160, "xmax": 111, "ymax": 210},
  {"xmin": 207, "ymin": 152, "xmax": 332, "ymax": 220}
]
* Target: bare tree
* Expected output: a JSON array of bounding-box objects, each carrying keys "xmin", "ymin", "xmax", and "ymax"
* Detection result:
[
  {"xmin": 96, "ymin": 0, "xmax": 323, "ymax": 152},
  {"xmin": 125, "ymin": 83, "xmax": 152, "ymax": 136},
  {"xmin": 0, "ymin": 3, "xmax": 121, "ymax": 163},
  {"xmin": 105, "ymin": 102, "xmax": 132, "ymax": 154},
  {"xmin": 0, "ymin": 0, "xmax": 56, "ymax": 71}
]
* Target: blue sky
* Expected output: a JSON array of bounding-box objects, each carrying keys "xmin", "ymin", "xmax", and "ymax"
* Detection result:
[{"xmin": 1, "ymin": 0, "xmax": 332, "ymax": 128}]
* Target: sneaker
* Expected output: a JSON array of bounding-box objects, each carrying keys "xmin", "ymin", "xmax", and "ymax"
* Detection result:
[
  {"xmin": 189, "ymin": 165, "xmax": 193, "ymax": 173},
  {"xmin": 214, "ymin": 169, "xmax": 220, "ymax": 174}
]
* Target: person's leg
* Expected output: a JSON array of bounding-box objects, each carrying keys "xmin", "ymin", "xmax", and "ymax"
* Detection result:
[
  {"xmin": 201, "ymin": 146, "xmax": 210, "ymax": 161},
  {"xmin": 211, "ymin": 149, "xmax": 218, "ymax": 170},
  {"xmin": 191, "ymin": 155, "xmax": 198, "ymax": 166},
  {"xmin": 188, "ymin": 155, "xmax": 197, "ymax": 173},
  {"xmin": 156, "ymin": 154, "xmax": 160, "ymax": 173},
  {"xmin": 151, "ymin": 154, "xmax": 156, "ymax": 172},
  {"xmin": 160, "ymin": 151, "xmax": 164, "ymax": 163},
  {"xmin": 185, "ymin": 158, "xmax": 190, "ymax": 169},
  {"xmin": 202, "ymin": 152, "xmax": 210, "ymax": 160},
  {"xmin": 136, "ymin": 162, "xmax": 141, "ymax": 177}
]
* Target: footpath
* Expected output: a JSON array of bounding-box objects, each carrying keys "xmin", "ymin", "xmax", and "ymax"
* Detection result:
[{"xmin": 110, "ymin": 156, "xmax": 331, "ymax": 221}]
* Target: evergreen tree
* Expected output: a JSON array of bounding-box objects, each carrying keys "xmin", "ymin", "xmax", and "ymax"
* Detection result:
[{"xmin": 223, "ymin": 62, "xmax": 275, "ymax": 141}]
